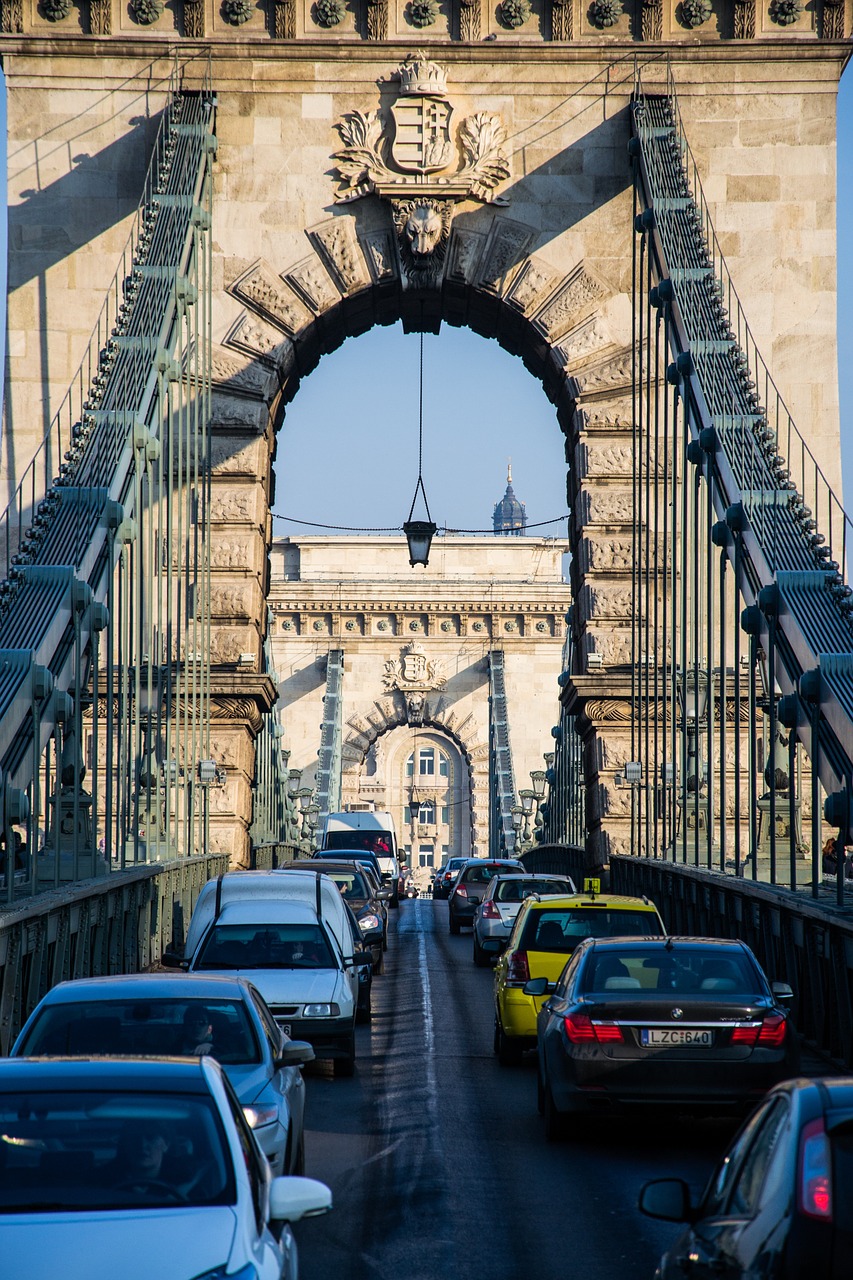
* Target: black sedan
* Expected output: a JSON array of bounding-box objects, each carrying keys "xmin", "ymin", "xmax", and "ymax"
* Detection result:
[
  {"xmin": 640, "ymin": 1076, "xmax": 853, "ymax": 1279},
  {"xmin": 532, "ymin": 936, "xmax": 799, "ymax": 1139}
]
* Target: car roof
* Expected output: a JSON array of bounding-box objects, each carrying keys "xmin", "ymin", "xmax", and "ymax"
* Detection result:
[
  {"xmin": 518, "ymin": 894, "xmax": 660, "ymax": 911},
  {"xmin": 290, "ymin": 860, "xmax": 368, "ymax": 874},
  {"xmin": 212, "ymin": 900, "xmax": 320, "ymax": 924},
  {"xmin": 28, "ymin": 974, "xmax": 257, "ymax": 1005},
  {"xmin": 312, "ymin": 848, "xmax": 379, "ymax": 862},
  {"xmin": 0, "ymin": 1057, "xmax": 213, "ymax": 1091},
  {"xmin": 584, "ymin": 936, "xmax": 746, "ymax": 950}
]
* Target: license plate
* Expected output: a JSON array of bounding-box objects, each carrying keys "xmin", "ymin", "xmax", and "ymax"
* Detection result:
[
  {"xmin": 277, "ymin": 1023, "xmax": 292, "ymax": 1037},
  {"xmin": 641, "ymin": 1028, "xmax": 714, "ymax": 1047}
]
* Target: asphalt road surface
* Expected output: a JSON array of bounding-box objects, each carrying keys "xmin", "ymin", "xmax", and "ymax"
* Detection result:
[{"xmin": 296, "ymin": 897, "xmax": 739, "ymax": 1280}]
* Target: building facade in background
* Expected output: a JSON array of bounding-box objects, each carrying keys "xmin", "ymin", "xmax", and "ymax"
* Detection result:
[{"xmin": 268, "ymin": 534, "xmax": 570, "ymax": 879}]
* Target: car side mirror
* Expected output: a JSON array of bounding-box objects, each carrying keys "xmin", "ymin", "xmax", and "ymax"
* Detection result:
[
  {"xmin": 275, "ymin": 1040, "xmax": 315, "ymax": 1069},
  {"xmin": 377, "ymin": 889, "xmax": 391, "ymax": 902},
  {"xmin": 269, "ymin": 1175, "xmax": 332, "ymax": 1224},
  {"xmin": 638, "ymin": 1179, "xmax": 694, "ymax": 1223},
  {"xmin": 523, "ymin": 977, "xmax": 550, "ymax": 996},
  {"xmin": 346, "ymin": 950, "xmax": 373, "ymax": 967},
  {"xmin": 160, "ymin": 950, "xmax": 189, "ymax": 970},
  {"xmin": 771, "ymin": 981, "xmax": 794, "ymax": 1003}
]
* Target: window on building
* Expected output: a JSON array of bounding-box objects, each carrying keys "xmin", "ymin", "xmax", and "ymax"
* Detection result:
[
  {"xmin": 417, "ymin": 800, "xmax": 435, "ymax": 824},
  {"xmin": 404, "ymin": 805, "xmax": 412, "ymax": 823},
  {"xmin": 418, "ymin": 843, "xmax": 434, "ymax": 867},
  {"xmin": 439, "ymin": 755, "xmax": 449, "ymax": 778},
  {"xmin": 441, "ymin": 805, "xmax": 449, "ymax": 824},
  {"xmin": 419, "ymin": 749, "xmax": 435, "ymax": 776}
]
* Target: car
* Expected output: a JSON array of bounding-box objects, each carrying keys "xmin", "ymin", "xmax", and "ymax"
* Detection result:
[
  {"xmin": 639, "ymin": 1076, "xmax": 853, "ymax": 1279},
  {"xmin": 0, "ymin": 1056, "xmax": 331, "ymax": 1280},
  {"xmin": 178, "ymin": 879, "xmax": 371, "ymax": 1077},
  {"xmin": 284, "ymin": 859, "xmax": 388, "ymax": 973},
  {"xmin": 310, "ymin": 846, "xmax": 384, "ymax": 889},
  {"xmin": 10, "ymin": 974, "xmax": 313, "ymax": 1178},
  {"xmin": 471, "ymin": 873, "xmax": 577, "ymax": 967},
  {"xmin": 447, "ymin": 859, "xmax": 525, "ymax": 934},
  {"xmin": 535, "ymin": 936, "xmax": 799, "ymax": 1139},
  {"xmin": 432, "ymin": 856, "xmax": 468, "ymax": 899},
  {"xmin": 321, "ymin": 811, "xmax": 400, "ymax": 905},
  {"xmin": 493, "ymin": 891, "xmax": 665, "ymax": 1065}
]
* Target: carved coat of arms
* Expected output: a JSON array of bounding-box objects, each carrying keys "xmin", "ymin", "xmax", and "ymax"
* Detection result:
[
  {"xmin": 332, "ymin": 53, "xmax": 511, "ymax": 284},
  {"xmin": 383, "ymin": 642, "xmax": 447, "ymax": 693}
]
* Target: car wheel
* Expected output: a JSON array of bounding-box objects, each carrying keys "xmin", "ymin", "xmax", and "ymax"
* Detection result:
[
  {"xmin": 543, "ymin": 1081, "xmax": 566, "ymax": 1142},
  {"xmin": 333, "ymin": 1034, "xmax": 356, "ymax": 1078},
  {"xmin": 473, "ymin": 934, "xmax": 489, "ymax": 967},
  {"xmin": 497, "ymin": 1022, "xmax": 524, "ymax": 1067},
  {"xmin": 449, "ymin": 912, "xmax": 460, "ymax": 935}
]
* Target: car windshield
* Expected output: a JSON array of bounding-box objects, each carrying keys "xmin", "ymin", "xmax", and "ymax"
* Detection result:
[
  {"xmin": 495, "ymin": 879, "xmax": 571, "ymax": 903},
  {"xmin": 326, "ymin": 871, "xmax": 369, "ymax": 900},
  {"xmin": 0, "ymin": 1090, "xmax": 234, "ymax": 1212},
  {"xmin": 325, "ymin": 832, "xmax": 392, "ymax": 855},
  {"xmin": 195, "ymin": 923, "xmax": 335, "ymax": 971},
  {"xmin": 520, "ymin": 908, "xmax": 663, "ymax": 953},
  {"xmin": 581, "ymin": 946, "xmax": 759, "ymax": 996},
  {"xmin": 18, "ymin": 999, "xmax": 262, "ymax": 1065}
]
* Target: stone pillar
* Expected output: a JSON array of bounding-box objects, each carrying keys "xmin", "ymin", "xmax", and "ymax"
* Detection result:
[{"xmin": 208, "ymin": 679, "xmax": 277, "ymax": 866}]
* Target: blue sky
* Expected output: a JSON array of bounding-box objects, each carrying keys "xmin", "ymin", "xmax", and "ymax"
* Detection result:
[{"xmin": 277, "ymin": 71, "xmax": 853, "ymax": 535}]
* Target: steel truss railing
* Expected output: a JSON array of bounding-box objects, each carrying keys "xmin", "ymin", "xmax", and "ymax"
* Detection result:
[
  {"xmin": 315, "ymin": 650, "xmax": 344, "ymax": 832},
  {"xmin": 628, "ymin": 60, "xmax": 853, "ymax": 901},
  {"xmin": 488, "ymin": 650, "xmax": 518, "ymax": 858},
  {"xmin": 0, "ymin": 54, "xmax": 217, "ymax": 903}
]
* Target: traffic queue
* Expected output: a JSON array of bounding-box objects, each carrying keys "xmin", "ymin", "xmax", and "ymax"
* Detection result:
[{"xmin": 434, "ymin": 854, "xmax": 849, "ymax": 1280}]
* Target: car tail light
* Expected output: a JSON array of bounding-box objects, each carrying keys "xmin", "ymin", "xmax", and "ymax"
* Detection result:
[
  {"xmin": 506, "ymin": 950, "xmax": 530, "ymax": 986},
  {"xmin": 730, "ymin": 1024, "xmax": 760, "ymax": 1046},
  {"xmin": 757, "ymin": 1014, "xmax": 787, "ymax": 1046},
  {"xmin": 799, "ymin": 1119, "xmax": 832, "ymax": 1220},
  {"xmin": 562, "ymin": 1014, "xmax": 623, "ymax": 1044},
  {"xmin": 481, "ymin": 900, "xmax": 501, "ymax": 919},
  {"xmin": 454, "ymin": 883, "xmax": 468, "ymax": 898}
]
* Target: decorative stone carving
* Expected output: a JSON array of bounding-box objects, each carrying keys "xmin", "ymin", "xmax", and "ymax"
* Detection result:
[
  {"xmin": 579, "ymin": 488, "xmax": 635, "ymax": 525},
  {"xmin": 408, "ymin": 0, "xmax": 438, "ymax": 22},
  {"xmin": 769, "ymin": 0, "xmax": 801, "ymax": 19},
  {"xmin": 2, "ymin": 0, "xmax": 23, "ymax": 31},
  {"xmin": 225, "ymin": 314, "xmax": 296, "ymax": 374},
  {"xmin": 210, "ymin": 537, "xmax": 258, "ymax": 570},
  {"xmin": 365, "ymin": 0, "xmax": 387, "ymax": 37},
  {"xmin": 732, "ymin": 0, "xmax": 755, "ymax": 36},
  {"xmin": 680, "ymin": 0, "xmax": 711, "ymax": 24},
  {"xmin": 130, "ymin": 0, "xmax": 163, "ymax": 20},
  {"xmin": 821, "ymin": 0, "xmax": 844, "ymax": 37},
  {"xmin": 499, "ymin": 0, "xmax": 530, "ymax": 23},
  {"xmin": 459, "ymin": 0, "xmax": 480, "ymax": 39},
  {"xmin": 533, "ymin": 264, "xmax": 609, "ymax": 341},
  {"xmin": 445, "ymin": 229, "xmax": 485, "ymax": 285},
  {"xmin": 579, "ymin": 444, "xmax": 634, "ymax": 479},
  {"xmin": 578, "ymin": 584, "xmax": 634, "ymax": 622},
  {"xmin": 209, "ymin": 629, "xmax": 250, "ymax": 664},
  {"xmin": 391, "ymin": 198, "xmax": 454, "ymax": 287},
  {"xmin": 223, "ymin": 0, "xmax": 253, "ymax": 21},
  {"xmin": 358, "ymin": 229, "xmax": 399, "ymax": 284},
  {"xmin": 477, "ymin": 220, "xmax": 534, "ymax": 296},
  {"xmin": 44, "ymin": 0, "xmax": 72, "ymax": 19},
  {"xmin": 314, "ymin": 0, "xmax": 345, "ymax": 22},
  {"xmin": 273, "ymin": 0, "xmax": 295, "ymax": 35},
  {"xmin": 230, "ymin": 262, "xmax": 313, "ymax": 337},
  {"xmin": 210, "ymin": 393, "xmax": 269, "ymax": 433},
  {"xmin": 556, "ymin": 317, "xmax": 616, "ymax": 372},
  {"xmin": 506, "ymin": 257, "xmax": 561, "ymax": 315},
  {"xmin": 210, "ymin": 490, "xmax": 255, "ymax": 522},
  {"xmin": 211, "ymin": 348, "xmax": 275, "ymax": 398},
  {"xmin": 210, "ymin": 436, "xmax": 268, "ymax": 477},
  {"xmin": 210, "ymin": 585, "xmax": 254, "ymax": 619},
  {"xmin": 571, "ymin": 347, "xmax": 634, "ymax": 397},
  {"xmin": 640, "ymin": 0, "xmax": 661, "ymax": 37},
  {"xmin": 581, "ymin": 536, "xmax": 635, "ymax": 572},
  {"xmin": 183, "ymin": 0, "xmax": 203, "ymax": 34},
  {"xmin": 582, "ymin": 698, "xmax": 633, "ymax": 725},
  {"xmin": 383, "ymin": 642, "xmax": 447, "ymax": 693},
  {"xmin": 590, "ymin": 0, "xmax": 621, "ymax": 24},
  {"xmin": 550, "ymin": 0, "xmax": 572, "ymax": 38},
  {"xmin": 309, "ymin": 219, "xmax": 370, "ymax": 295},
  {"xmin": 285, "ymin": 258, "xmax": 339, "ymax": 314},
  {"xmin": 578, "ymin": 398, "xmax": 634, "ymax": 430}
]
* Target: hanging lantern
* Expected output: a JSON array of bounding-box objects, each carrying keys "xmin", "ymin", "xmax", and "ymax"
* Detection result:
[{"xmin": 402, "ymin": 331, "xmax": 437, "ymax": 568}]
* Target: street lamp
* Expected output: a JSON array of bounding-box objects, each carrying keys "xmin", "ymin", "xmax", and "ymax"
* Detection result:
[
  {"xmin": 676, "ymin": 666, "xmax": 709, "ymax": 832},
  {"xmin": 297, "ymin": 787, "xmax": 313, "ymax": 814},
  {"xmin": 530, "ymin": 770, "xmax": 547, "ymax": 800},
  {"xmin": 402, "ymin": 332, "xmax": 436, "ymax": 568},
  {"xmin": 510, "ymin": 805, "xmax": 524, "ymax": 852}
]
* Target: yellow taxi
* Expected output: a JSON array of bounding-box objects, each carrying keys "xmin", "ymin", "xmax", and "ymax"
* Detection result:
[{"xmin": 492, "ymin": 888, "xmax": 665, "ymax": 1065}]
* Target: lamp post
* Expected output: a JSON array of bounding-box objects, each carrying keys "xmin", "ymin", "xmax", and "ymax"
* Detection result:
[
  {"xmin": 510, "ymin": 803, "xmax": 523, "ymax": 855},
  {"xmin": 676, "ymin": 667, "xmax": 709, "ymax": 833},
  {"xmin": 530, "ymin": 770, "xmax": 547, "ymax": 801},
  {"xmin": 519, "ymin": 788, "xmax": 536, "ymax": 846}
]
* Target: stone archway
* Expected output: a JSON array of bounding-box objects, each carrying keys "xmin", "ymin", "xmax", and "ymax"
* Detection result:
[
  {"xmin": 339, "ymin": 695, "xmax": 489, "ymax": 858},
  {"xmin": 205, "ymin": 204, "xmax": 638, "ymax": 865}
]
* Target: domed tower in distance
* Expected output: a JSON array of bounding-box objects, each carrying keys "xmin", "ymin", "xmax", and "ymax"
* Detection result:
[{"xmin": 492, "ymin": 461, "xmax": 527, "ymax": 536}]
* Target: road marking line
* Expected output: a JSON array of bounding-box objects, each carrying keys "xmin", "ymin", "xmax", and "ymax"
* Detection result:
[{"xmin": 416, "ymin": 903, "xmax": 437, "ymax": 1115}]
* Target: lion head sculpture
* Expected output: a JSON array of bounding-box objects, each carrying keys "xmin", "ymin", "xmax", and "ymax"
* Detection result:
[{"xmin": 391, "ymin": 198, "xmax": 454, "ymax": 285}]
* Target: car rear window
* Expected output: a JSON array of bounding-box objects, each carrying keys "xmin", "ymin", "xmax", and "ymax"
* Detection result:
[
  {"xmin": 581, "ymin": 946, "xmax": 758, "ymax": 995},
  {"xmin": 195, "ymin": 923, "xmax": 335, "ymax": 972},
  {"xmin": 520, "ymin": 908, "xmax": 663, "ymax": 954},
  {"xmin": 326, "ymin": 870, "xmax": 369, "ymax": 900},
  {"xmin": 17, "ymin": 998, "xmax": 261, "ymax": 1065},
  {"xmin": 495, "ymin": 879, "xmax": 571, "ymax": 903}
]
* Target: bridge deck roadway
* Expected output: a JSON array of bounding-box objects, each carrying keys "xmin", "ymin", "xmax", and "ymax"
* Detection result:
[{"xmin": 295, "ymin": 898, "xmax": 833, "ymax": 1280}]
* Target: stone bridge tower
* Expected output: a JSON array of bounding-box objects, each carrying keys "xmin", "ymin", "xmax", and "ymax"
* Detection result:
[{"xmin": 1, "ymin": 15, "xmax": 848, "ymax": 863}]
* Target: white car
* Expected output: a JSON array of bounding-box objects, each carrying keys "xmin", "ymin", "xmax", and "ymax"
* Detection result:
[
  {"xmin": 0, "ymin": 1056, "xmax": 331, "ymax": 1280},
  {"xmin": 183, "ymin": 897, "xmax": 368, "ymax": 1076}
]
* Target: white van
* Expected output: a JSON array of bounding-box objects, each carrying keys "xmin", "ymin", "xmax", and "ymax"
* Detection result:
[
  {"xmin": 179, "ymin": 871, "xmax": 369, "ymax": 1076},
  {"xmin": 321, "ymin": 810, "xmax": 400, "ymax": 905}
]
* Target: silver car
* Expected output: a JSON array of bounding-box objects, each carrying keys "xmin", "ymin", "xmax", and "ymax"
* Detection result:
[
  {"xmin": 11, "ymin": 973, "xmax": 313, "ymax": 1177},
  {"xmin": 472, "ymin": 874, "xmax": 577, "ymax": 966}
]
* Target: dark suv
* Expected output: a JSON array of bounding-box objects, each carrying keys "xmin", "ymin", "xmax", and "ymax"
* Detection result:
[
  {"xmin": 432, "ymin": 857, "xmax": 468, "ymax": 900},
  {"xmin": 447, "ymin": 859, "xmax": 524, "ymax": 934}
]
